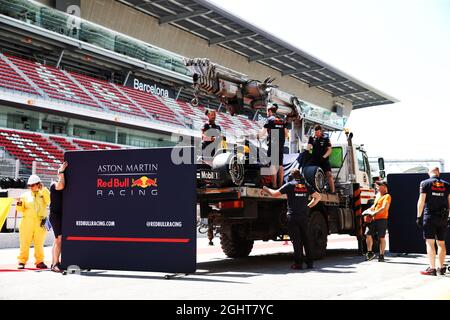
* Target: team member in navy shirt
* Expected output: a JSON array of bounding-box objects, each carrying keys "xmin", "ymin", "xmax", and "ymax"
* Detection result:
[
  {"xmin": 417, "ymin": 167, "xmax": 450, "ymax": 276},
  {"xmin": 256, "ymin": 104, "xmax": 289, "ymax": 188},
  {"xmin": 201, "ymin": 110, "xmax": 222, "ymax": 159},
  {"xmin": 263, "ymin": 169, "xmax": 321, "ymax": 269},
  {"xmin": 307, "ymin": 125, "xmax": 335, "ymax": 193}
]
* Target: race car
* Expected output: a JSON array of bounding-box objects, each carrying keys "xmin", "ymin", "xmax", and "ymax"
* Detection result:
[{"xmin": 196, "ymin": 137, "xmax": 326, "ymax": 192}]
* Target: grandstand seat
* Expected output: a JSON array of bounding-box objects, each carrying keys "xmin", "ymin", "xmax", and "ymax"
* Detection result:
[
  {"xmin": 49, "ymin": 136, "xmax": 80, "ymax": 151},
  {"xmin": 0, "ymin": 129, "xmax": 64, "ymax": 174},
  {"xmin": 118, "ymin": 86, "xmax": 184, "ymax": 127},
  {"xmin": 72, "ymin": 139, "xmax": 121, "ymax": 151},
  {"xmin": 163, "ymin": 99, "xmax": 206, "ymax": 129},
  {"xmin": 237, "ymin": 114, "xmax": 258, "ymax": 132},
  {"xmin": 0, "ymin": 54, "xmax": 263, "ymax": 140},
  {"xmin": 69, "ymin": 73, "xmax": 151, "ymax": 119},
  {"xmin": 5, "ymin": 55, "xmax": 101, "ymax": 110},
  {"xmin": 0, "ymin": 129, "xmax": 124, "ymax": 179},
  {"xmin": 0, "ymin": 57, "xmax": 39, "ymax": 95},
  {"xmin": 215, "ymin": 111, "xmax": 238, "ymax": 137}
]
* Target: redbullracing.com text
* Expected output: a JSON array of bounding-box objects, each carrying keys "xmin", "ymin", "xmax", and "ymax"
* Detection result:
[{"xmin": 75, "ymin": 221, "xmax": 115, "ymax": 227}]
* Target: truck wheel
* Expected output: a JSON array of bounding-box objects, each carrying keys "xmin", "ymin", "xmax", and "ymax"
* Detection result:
[
  {"xmin": 212, "ymin": 153, "xmax": 244, "ymax": 186},
  {"xmin": 308, "ymin": 211, "xmax": 328, "ymax": 260},
  {"xmin": 220, "ymin": 232, "xmax": 254, "ymax": 258},
  {"xmin": 302, "ymin": 166, "xmax": 326, "ymax": 192}
]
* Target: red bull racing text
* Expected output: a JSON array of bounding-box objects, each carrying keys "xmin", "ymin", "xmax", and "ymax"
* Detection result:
[{"xmin": 97, "ymin": 176, "xmax": 158, "ymax": 197}]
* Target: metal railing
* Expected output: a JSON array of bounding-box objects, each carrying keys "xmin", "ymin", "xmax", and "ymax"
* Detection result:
[
  {"xmin": 0, "ymin": 158, "xmax": 17, "ymax": 178},
  {"xmin": 0, "ymin": 85, "xmax": 188, "ymax": 131},
  {"xmin": 0, "ymin": 0, "xmax": 190, "ymax": 76}
]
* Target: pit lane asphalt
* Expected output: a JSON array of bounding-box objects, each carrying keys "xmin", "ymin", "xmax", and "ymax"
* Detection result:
[{"xmin": 1, "ymin": 234, "xmax": 449, "ymax": 300}]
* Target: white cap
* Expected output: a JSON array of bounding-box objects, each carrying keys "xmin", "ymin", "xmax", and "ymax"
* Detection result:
[{"xmin": 27, "ymin": 175, "xmax": 41, "ymax": 185}]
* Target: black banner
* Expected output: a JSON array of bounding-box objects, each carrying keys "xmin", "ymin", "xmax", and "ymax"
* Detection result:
[
  {"xmin": 61, "ymin": 147, "xmax": 196, "ymax": 273},
  {"xmin": 125, "ymin": 76, "xmax": 176, "ymax": 99},
  {"xmin": 387, "ymin": 173, "xmax": 450, "ymax": 254}
]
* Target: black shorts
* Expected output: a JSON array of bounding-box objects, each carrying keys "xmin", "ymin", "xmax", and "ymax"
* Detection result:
[
  {"xmin": 365, "ymin": 219, "xmax": 388, "ymax": 238},
  {"xmin": 49, "ymin": 211, "xmax": 62, "ymax": 238},
  {"xmin": 312, "ymin": 158, "xmax": 331, "ymax": 172},
  {"xmin": 423, "ymin": 215, "xmax": 448, "ymax": 241}
]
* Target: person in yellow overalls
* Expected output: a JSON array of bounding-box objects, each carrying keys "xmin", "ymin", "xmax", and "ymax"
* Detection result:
[{"xmin": 16, "ymin": 175, "xmax": 50, "ymax": 269}]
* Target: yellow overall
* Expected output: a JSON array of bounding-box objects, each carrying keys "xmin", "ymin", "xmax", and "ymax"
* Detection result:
[{"xmin": 16, "ymin": 188, "xmax": 50, "ymax": 265}]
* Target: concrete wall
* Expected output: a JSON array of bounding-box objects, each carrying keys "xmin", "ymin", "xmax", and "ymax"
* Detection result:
[{"xmin": 80, "ymin": 0, "xmax": 352, "ymax": 114}]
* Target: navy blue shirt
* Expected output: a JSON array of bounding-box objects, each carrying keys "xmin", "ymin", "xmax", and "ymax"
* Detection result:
[
  {"xmin": 420, "ymin": 176, "xmax": 450, "ymax": 215},
  {"xmin": 308, "ymin": 135, "xmax": 331, "ymax": 161},
  {"xmin": 280, "ymin": 179, "xmax": 314, "ymax": 216},
  {"xmin": 264, "ymin": 116, "xmax": 286, "ymax": 147},
  {"xmin": 264, "ymin": 116, "xmax": 286, "ymax": 163},
  {"xmin": 201, "ymin": 122, "xmax": 221, "ymax": 156}
]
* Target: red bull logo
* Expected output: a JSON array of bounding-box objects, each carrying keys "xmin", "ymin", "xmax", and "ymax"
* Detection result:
[
  {"xmin": 132, "ymin": 176, "xmax": 158, "ymax": 189},
  {"xmin": 97, "ymin": 176, "xmax": 158, "ymax": 198},
  {"xmin": 432, "ymin": 182, "xmax": 445, "ymax": 192},
  {"xmin": 97, "ymin": 178, "xmax": 130, "ymax": 188},
  {"xmin": 294, "ymin": 184, "xmax": 307, "ymax": 193}
]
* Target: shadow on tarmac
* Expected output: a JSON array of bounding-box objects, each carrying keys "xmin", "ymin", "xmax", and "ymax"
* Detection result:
[
  {"xmin": 197, "ymin": 248, "xmax": 361, "ymax": 276},
  {"xmin": 72, "ymin": 248, "xmax": 370, "ymax": 282},
  {"xmin": 57, "ymin": 250, "xmax": 448, "ymax": 282},
  {"xmin": 80, "ymin": 271, "xmax": 246, "ymax": 284}
]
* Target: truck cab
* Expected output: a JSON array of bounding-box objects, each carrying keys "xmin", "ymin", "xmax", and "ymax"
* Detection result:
[{"xmin": 331, "ymin": 143, "xmax": 375, "ymax": 203}]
